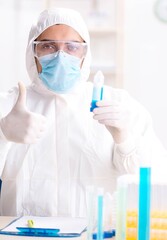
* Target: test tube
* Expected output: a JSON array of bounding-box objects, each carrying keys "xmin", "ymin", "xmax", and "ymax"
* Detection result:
[
  {"xmin": 97, "ymin": 188, "xmax": 104, "ymax": 240},
  {"xmin": 116, "ymin": 175, "xmax": 130, "ymax": 240},
  {"xmin": 138, "ymin": 166, "xmax": 151, "ymax": 240},
  {"xmin": 90, "ymin": 71, "xmax": 104, "ymax": 112},
  {"xmin": 86, "ymin": 186, "xmax": 96, "ymax": 240},
  {"xmin": 138, "ymin": 148, "xmax": 152, "ymax": 240}
]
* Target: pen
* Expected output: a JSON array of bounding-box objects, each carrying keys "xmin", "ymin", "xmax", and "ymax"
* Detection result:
[
  {"xmin": 16, "ymin": 227, "xmax": 81, "ymax": 237},
  {"xmin": 16, "ymin": 227, "xmax": 60, "ymax": 236}
]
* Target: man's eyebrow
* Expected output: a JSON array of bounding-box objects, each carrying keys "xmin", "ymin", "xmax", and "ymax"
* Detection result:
[{"xmin": 37, "ymin": 39, "xmax": 54, "ymax": 41}]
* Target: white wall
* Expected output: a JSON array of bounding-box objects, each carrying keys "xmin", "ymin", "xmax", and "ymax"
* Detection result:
[
  {"xmin": 123, "ymin": 0, "xmax": 167, "ymax": 149},
  {"xmin": 0, "ymin": 0, "xmax": 45, "ymax": 91}
]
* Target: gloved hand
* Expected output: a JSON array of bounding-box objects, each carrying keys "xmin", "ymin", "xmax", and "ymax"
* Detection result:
[
  {"xmin": 0, "ymin": 82, "xmax": 47, "ymax": 144},
  {"xmin": 92, "ymin": 90, "xmax": 132, "ymax": 144}
]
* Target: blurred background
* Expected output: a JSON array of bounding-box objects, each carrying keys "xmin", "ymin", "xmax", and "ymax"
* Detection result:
[{"xmin": 0, "ymin": 0, "xmax": 167, "ymax": 149}]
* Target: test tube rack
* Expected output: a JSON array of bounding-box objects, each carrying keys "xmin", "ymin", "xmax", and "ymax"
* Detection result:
[{"xmin": 116, "ymin": 174, "xmax": 167, "ymax": 240}]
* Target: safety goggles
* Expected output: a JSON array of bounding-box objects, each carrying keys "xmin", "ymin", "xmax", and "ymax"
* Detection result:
[{"xmin": 33, "ymin": 40, "xmax": 87, "ymax": 59}]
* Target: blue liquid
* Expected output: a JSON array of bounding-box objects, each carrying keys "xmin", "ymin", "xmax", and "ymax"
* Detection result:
[
  {"xmin": 90, "ymin": 87, "xmax": 103, "ymax": 112},
  {"xmin": 90, "ymin": 100, "xmax": 98, "ymax": 112},
  {"xmin": 138, "ymin": 167, "xmax": 151, "ymax": 240},
  {"xmin": 97, "ymin": 195, "xmax": 103, "ymax": 240}
]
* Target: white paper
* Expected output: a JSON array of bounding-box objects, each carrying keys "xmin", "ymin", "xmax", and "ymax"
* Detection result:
[{"xmin": 1, "ymin": 216, "xmax": 87, "ymax": 234}]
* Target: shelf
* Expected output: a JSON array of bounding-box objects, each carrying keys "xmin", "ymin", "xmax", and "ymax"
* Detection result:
[
  {"xmin": 88, "ymin": 27, "xmax": 117, "ymax": 35},
  {"xmin": 90, "ymin": 63, "xmax": 116, "ymax": 74}
]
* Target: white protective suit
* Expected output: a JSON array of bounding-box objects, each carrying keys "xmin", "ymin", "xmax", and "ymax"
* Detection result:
[{"xmin": 0, "ymin": 8, "xmax": 166, "ymax": 217}]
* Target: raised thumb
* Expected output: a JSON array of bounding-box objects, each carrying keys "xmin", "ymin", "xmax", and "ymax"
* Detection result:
[{"xmin": 15, "ymin": 82, "xmax": 27, "ymax": 109}]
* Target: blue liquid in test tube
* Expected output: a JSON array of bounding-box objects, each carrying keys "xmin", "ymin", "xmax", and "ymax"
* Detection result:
[
  {"xmin": 97, "ymin": 188, "xmax": 104, "ymax": 240},
  {"xmin": 138, "ymin": 167, "xmax": 151, "ymax": 240},
  {"xmin": 90, "ymin": 71, "xmax": 104, "ymax": 112}
]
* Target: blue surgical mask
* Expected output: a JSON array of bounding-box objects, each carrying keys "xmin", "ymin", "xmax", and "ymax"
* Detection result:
[{"xmin": 38, "ymin": 51, "xmax": 82, "ymax": 94}]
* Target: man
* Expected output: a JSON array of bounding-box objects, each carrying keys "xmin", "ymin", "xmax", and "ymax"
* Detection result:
[{"xmin": 0, "ymin": 8, "xmax": 164, "ymax": 217}]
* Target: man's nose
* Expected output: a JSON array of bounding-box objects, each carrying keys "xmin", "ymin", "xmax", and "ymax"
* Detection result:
[{"xmin": 57, "ymin": 43, "xmax": 65, "ymax": 51}]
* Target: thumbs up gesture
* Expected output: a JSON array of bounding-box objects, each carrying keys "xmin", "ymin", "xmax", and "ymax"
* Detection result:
[{"xmin": 0, "ymin": 82, "xmax": 47, "ymax": 144}]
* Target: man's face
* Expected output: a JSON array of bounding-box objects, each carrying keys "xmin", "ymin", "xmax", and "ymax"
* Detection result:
[{"xmin": 35, "ymin": 24, "xmax": 84, "ymax": 73}]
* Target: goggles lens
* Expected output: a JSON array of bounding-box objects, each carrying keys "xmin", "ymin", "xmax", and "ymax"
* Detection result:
[{"xmin": 33, "ymin": 40, "xmax": 87, "ymax": 59}]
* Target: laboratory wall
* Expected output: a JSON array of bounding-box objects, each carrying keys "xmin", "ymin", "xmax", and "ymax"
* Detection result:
[
  {"xmin": 0, "ymin": 0, "xmax": 167, "ymax": 149},
  {"xmin": 123, "ymin": 0, "xmax": 167, "ymax": 149}
]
